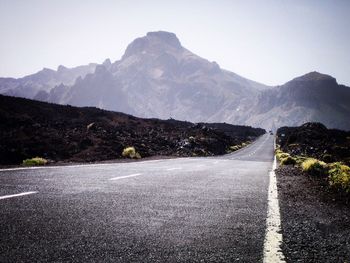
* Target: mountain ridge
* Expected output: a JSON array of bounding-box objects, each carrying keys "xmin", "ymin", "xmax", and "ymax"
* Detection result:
[{"xmin": 0, "ymin": 31, "xmax": 349, "ymax": 130}]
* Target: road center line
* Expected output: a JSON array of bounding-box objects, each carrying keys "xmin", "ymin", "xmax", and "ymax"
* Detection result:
[
  {"xmin": 0, "ymin": 191, "xmax": 38, "ymax": 200},
  {"xmin": 263, "ymin": 144, "xmax": 285, "ymax": 262},
  {"xmin": 109, "ymin": 173, "xmax": 142, "ymax": 181}
]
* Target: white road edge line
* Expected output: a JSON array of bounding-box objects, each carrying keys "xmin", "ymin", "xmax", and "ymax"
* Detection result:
[
  {"xmin": 263, "ymin": 145, "xmax": 286, "ymax": 262},
  {"xmin": 166, "ymin": 167, "xmax": 182, "ymax": 171},
  {"xmin": 0, "ymin": 191, "xmax": 38, "ymax": 200},
  {"xmin": 0, "ymin": 160, "xmax": 168, "ymax": 172},
  {"xmin": 109, "ymin": 173, "xmax": 142, "ymax": 181}
]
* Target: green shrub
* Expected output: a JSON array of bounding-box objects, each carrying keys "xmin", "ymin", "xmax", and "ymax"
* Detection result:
[
  {"xmin": 275, "ymin": 149, "xmax": 283, "ymax": 155},
  {"xmin": 294, "ymin": 156, "xmax": 307, "ymax": 166},
  {"xmin": 280, "ymin": 156, "xmax": 296, "ymax": 165},
  {"xmin": 122, "ymin": 147, "xmax": 141, "ymax": 159},
  {"xmin": 301, "ymin": 158, "xmax": 327, "ymax": 176},
  {"xmin": 229, "ymin": 145, "xmax": 241, "ymax": 152},
  {"xmin": 328, "ymin": 162, "xmax": 350, "ymax": 192},
  {"xmin": 22, "ymin": 157, "xmax": 48, "ymax": 166}
]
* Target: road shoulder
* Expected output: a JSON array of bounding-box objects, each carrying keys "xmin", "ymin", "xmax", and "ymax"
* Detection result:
[{"xmin": 276, "ymin": 165, "xmax": 350, "ymax": 262}]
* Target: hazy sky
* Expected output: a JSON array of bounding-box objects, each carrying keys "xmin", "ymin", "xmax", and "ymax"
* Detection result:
[{"xmin": 0, "ymin": 0, "xmax": 349, "ymax": 86}]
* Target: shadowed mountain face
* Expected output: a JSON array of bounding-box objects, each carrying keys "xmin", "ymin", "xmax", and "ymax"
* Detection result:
[
  {"xmin": 1, "ymin": 31, "xmax": 350, "ymax": 130},
  {"xmin": 245, "ymin": 72, "xmax": 350, "ymax": 130}
]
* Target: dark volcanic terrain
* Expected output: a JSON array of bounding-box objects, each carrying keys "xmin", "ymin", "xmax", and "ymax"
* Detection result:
[
  {"xmin": 0, "ymin": 95, "xmax": 264, "ymax": 165},
  {"xmin": 275, "ymin": 123, "xmax": 350, "ymax": 262},
  {"xmin": 277, "ymin": 122, "xmax": 350, "ymax": 165}
]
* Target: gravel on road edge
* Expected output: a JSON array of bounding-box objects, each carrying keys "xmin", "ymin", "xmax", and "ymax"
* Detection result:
[{"xmin": 276, "ymin": 165, "xmax": 350, "ymax": 263}]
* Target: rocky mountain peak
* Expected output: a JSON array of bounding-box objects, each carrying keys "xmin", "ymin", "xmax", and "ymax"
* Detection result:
[
  {"xmin": 102, "ymin": 58, "xmax": 112, "ymax": 67},
  {"xmin": 146, "ymin": 31, "xmax": 181, "ymax": 48},
  {"xmin": 41, "ymin": 67, "xmax": 55, "ymax": 73},
  {"xmin": 57, "ymin": 65, "xmax": 68, "ymax": 73},
  {"xmin": 122, "ymin": 31, "xmax": 182, "ymax": 59},
  {"xmin": 94, "ymin": 64, "xmax": 109, "ymax": 75},
  {"xmin": 291, "ymin": 71, "xmax": 336, "ymax": 83}
]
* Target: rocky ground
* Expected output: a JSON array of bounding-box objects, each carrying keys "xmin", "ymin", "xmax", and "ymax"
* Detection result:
[
  {"xmin": 277, "ymin": 166, "xmax": 350, "ymax": 262},
  {"xmin": 0, "ymin": 95, "xmax": 264, "ymax": 165},
  {"xmin": 276, "ymin": 123, "xmax": 350, "ymax": 263},
  {"xmin": 276, "ymin": 123, "xmax": 350, "ymax": 262},
  {"xmin": 277, "ymin": 122, "xmax": 350, "ymax": 165}
]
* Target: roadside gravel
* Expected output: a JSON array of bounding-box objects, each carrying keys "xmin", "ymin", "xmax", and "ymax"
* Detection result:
[{"xmin": 276, "ymin": 165, "xmax": 350, "ymax": 262}]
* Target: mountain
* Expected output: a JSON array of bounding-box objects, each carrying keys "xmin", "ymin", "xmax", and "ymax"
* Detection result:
[
  {"xmin": 245, "ymin": 72, "xmax": 350, "ymax": 130},
  {"xmin": 1, "ymin": 31, "xmax": 349, "ymax": 130},
  {"xmin": 0, "ymin": 63, "xmax": 97, "ymax": 99},
  {"xmin": 45, "ymin": 31, "xmax": 269, "ymax": 122},
  {"xmin": 0, "ymin": 94, "xmax": 264, "ymax": 165},
  {"xmin": 0, "ymin": 31, "xmax": 269, "ymax": 124}
]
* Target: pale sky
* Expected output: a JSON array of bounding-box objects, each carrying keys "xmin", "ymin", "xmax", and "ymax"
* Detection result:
[{"xmin": 0, "ymin": 0, "xmax": 349, "ymax": 86}]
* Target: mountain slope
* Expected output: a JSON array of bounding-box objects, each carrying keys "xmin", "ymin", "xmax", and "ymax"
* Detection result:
[
  {"xmin": 46, "ymin": 31, "xmax": 268, "ymax": 123},
  {"xmin": 0, "ymin": 63, "xmax": 97, "ymax": 99},
  {"xmin": 245, "ymin": 72, "xmax": 350, "ymax": 130}
]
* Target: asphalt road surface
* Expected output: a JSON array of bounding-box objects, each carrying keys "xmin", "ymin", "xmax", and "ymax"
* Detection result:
[{"xmin": 0, "ymin": 134, "xmax": 274, "ymax": 263}]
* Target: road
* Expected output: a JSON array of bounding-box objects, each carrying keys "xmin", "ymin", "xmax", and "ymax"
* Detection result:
[{"xmin": 0, "ymin": 134, "xmax": 274, "ymax": 262}]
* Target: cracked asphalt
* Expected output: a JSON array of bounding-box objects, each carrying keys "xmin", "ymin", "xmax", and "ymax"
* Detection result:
[{"xmin": 0, "ymin": 134, "xmax": 274, "ymax": 262}]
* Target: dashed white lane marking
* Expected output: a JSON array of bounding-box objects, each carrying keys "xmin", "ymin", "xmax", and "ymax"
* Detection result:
[
  {"xmin": 263, "ymin": 149, "xmax": 285, "ymax": 262},
  {"xmin": 231, "ymin": 134, "xmax": 271, "ymax": 159},
  {"xmin": 0, "ymin": 191, "xmax": 38, "ymax": 200},
  {"xmin": 166, "ymin": 167, "xmax": 182, "ymax": 171},
  {"xmin": 109, "ymin": 173, "xmax": 142, "ymax": 181}
]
